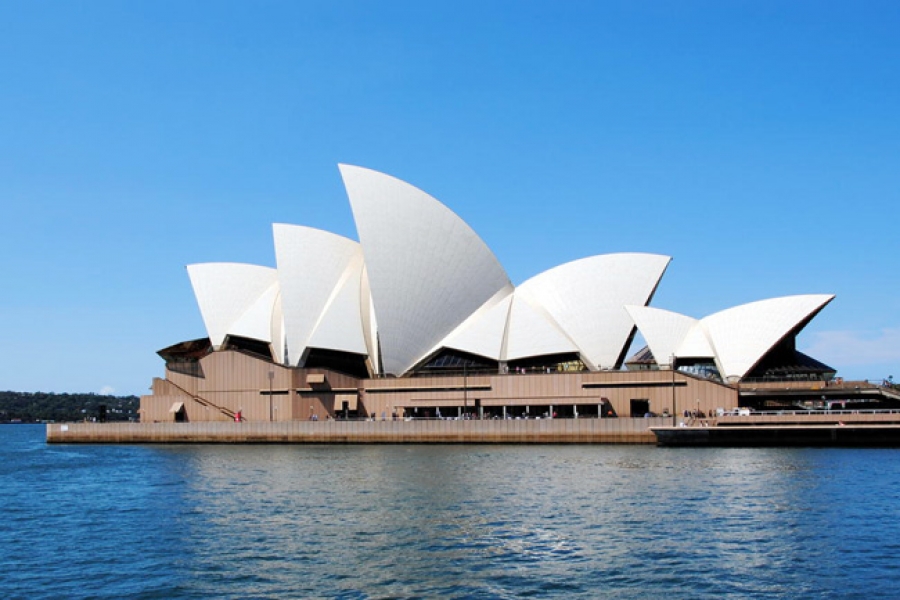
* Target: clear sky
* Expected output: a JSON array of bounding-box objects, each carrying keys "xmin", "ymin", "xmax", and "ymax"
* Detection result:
[{"xmin": 1, "ymin": 1, "xmax": 898, "ymax": 396}]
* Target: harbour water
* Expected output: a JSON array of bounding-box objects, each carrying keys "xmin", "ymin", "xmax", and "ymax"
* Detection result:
[{"xmin": 3, "ymin": 424, "xmax": 900, "ymax": 599}]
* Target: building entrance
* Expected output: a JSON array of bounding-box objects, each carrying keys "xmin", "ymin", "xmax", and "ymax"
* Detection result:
[{"xmin": 630, "ymin": 399, "xmax": 650, "ymax": 418}]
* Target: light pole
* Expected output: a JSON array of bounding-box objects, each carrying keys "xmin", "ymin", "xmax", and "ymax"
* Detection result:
[
  {"xmin": 671, "ymin": 355, "xmax": 677, "ymax": 427},
  {"xmin": 463, "ymin": 362, "xmax": 468, "ymax": 419},
  {"xmin": 268, "ymin": 370, "xmax": 274, "ymax": 422}
]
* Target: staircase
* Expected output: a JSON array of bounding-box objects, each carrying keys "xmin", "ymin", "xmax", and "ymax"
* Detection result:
[{"xmin": 159, "ymin": 378, "xmax": 237, "ymax": 420}]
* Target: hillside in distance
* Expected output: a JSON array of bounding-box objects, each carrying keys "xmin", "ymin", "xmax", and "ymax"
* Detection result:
[{"xmin": 0, "ymin": 391, "xmax": 139, "ymax": 423}]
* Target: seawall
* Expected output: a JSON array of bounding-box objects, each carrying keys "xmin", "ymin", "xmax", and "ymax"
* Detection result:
[
  {"xmin": 652, "ymin": 424, "xmax": 900, "ymax": 447},
  {"xmin": 46, "ymin": 418, "xmax": 664, "ymax": 444}
]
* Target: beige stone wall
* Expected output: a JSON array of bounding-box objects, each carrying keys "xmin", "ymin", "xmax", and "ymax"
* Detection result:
[
  {"xmin": 141, "ymin": 351, "xmax": 739, "ymax": 423},
  {"xmin": 360, "ymin": 370, "xmax": 736, "ymax": 420}
]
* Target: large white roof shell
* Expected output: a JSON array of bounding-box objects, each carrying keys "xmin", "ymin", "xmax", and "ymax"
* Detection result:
[
  {"xmin": 187, "ymin": 262, "xmax": 280, "ymax": 351},
  {"xmin": 516, "ymin": 253, "xmax": 671, "ymax": 369},
  {"xmin": 340, "ymin": 164, "xmax": 511, "ymax": 375}
]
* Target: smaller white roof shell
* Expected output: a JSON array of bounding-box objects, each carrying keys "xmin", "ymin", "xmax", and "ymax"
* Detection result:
[
  {"xmin": 436, "ymin": 288, "xmax": 515, "ymax": 361},
  {"xmin": 503, "ymin": 293, "xmax": 579, "ymax": 361},
  {"xmin": 703, "ymin": 294, "xmax": 834, "ymax": 381},
  {"xmin": 678, "ymin": 323, "xmax": 716, "ymax": 359},
  {"xmin": 625, "ymin": 306, "xmax": 699, "ymax": 368},
  {"xmin": 187, "ymin": 262, "xmax": 280, "ymax": 351},
  {"xmin": 305, "ymin": 250, "xmax": 368, "ymax": 356},
  {"xmin": 627, "ymin": 294, "xmax": 835, "ymax": 382}
]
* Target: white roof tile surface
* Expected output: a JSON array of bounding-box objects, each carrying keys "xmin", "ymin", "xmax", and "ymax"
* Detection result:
[
  {"xmin": 187, "ymin": 263, "xmax": 279, "ymax": 350},
  {"xmin": 184, "ymin": 166, "xmax": 834, "ymax": 382},
  {"xmin": 340, "ymin": 164, "xmax": 511, "ymax": 375},
  {"xmin": 517, "ymin": 254, "xmax": 671, "ymax": 369},
  {"xmin": 703, "ymin": 294, "xmax": 834, "ymax": 381},
  {"xmin": 273, "ymin": 224, "xmax": 367, "ymax": 366}
]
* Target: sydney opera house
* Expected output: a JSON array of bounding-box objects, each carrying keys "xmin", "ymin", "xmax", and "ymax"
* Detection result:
[{"xmin": 140, "ymin": 165, "xmax": 841, "ymax": 424}]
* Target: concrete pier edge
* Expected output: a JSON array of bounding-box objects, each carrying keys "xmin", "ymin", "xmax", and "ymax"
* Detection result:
[
  {"xmin": 651, "ymin": 424, "xmax": 900, "ymax": 447},
  {"xmin": 47, "ymin": 418, "xmax": 668, "ymax": 444}
]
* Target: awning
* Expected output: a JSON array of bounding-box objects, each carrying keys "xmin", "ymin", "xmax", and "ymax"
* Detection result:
[
  {"xmin": 169, "ymin": 402, "xmax": 184, "ymax": 413},
  {"xmin": 306, "ymin": 373, "xmax": 326, "ymax": 385}
]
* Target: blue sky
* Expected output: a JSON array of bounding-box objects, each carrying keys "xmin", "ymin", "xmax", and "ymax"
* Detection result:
[{"xmin": 1, "ymin": 1, "xmax": 898, "ymax": 395}]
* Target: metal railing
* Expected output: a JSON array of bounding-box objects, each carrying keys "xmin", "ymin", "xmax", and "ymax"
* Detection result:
[
  {"xmin": 740, "ymin": 377, "xmax": 895, "ymax": 389},
  {"xmin": 742, "ymin": 408, "xmax": 900, "ymax": 417}
]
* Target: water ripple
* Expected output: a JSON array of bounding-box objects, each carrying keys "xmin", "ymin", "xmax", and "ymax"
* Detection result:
[{"xmin": 5, "ymin": 427, "xmax": 900, "ymax": 598}]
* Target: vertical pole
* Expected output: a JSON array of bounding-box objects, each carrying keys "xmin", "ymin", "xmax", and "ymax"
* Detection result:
[
  {"xmin": 268, "ymin": 370, "xmax": 274, "ymax": 422},
  {"xmin": 671, "ymin": 355, "xmax": 677, "ymax": 427},
  {"xmin": 463, "ymin": 362, "xmax": 468, "ymax": 418}
]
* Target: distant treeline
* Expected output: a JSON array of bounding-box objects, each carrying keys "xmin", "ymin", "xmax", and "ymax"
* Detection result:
[{"xmin": 0, "ymin": 391, "xmax": 139, "ymax": 423}]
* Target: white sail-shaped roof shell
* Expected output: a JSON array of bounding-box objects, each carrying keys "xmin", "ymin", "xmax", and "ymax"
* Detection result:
[
  {"xmin": 437, "ymin": 289, "xmax": 580, "ymax": 363},
  {"xmin": 703, "ymin": 294, "xmax": 834, "ymax": 382},
  {"xmin": 340, "ymin": 164, "xmax": 511, "ymax": 375},
  {"xmin": 436, "ymin": 289, "xmax": 515, "ymax": 361},
  {"xmin": 515, "ymin": 253, "xmax": 671, "ymax": 369},
  {"xmin": 625, "ymin": 306, "xmax": 700, "ymax": 368},
  {"xmin": 503, "ymin": 293, "xmax": 579, "ymax": 361},
  {"xmin": 273, "ymin": 224, "xmax": 368, "ymax": 366},
  {"xmin": 228, "ymin": 283, "xmax": 281, "ymax": 346},
  {"xmin": 627, "ymin": 294, "xmax": 835, "ymax": 381},
  {"xmin": 678, "ymin": 323, "xmax": 716, "ymax": 359},
  {"xmin": 182, "ymin": 166, "xmax": 836, "ymax": 384},
  {"xmin": 306, "ymin": 252, "xmax": 368, "ymax": 355},
  {"xmin": 187, "ymin": 262, "xmax": 280, "ymax": 351}
]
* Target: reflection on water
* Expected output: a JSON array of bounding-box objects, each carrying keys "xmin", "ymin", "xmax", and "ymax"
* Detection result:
[{"xmin": 4, "ymin": 425, "xmax": 900, "ymax": 599}]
